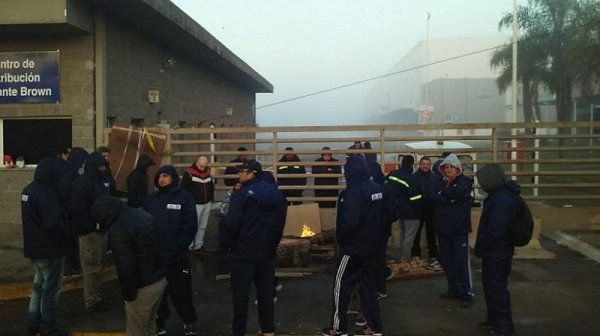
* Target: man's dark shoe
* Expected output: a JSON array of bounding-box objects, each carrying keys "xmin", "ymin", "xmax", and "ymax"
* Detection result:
[
  {"xmin": 478, "ymin": 321, "xmax": 494, "ymax": 330},
  {"xmin": 41, "ymin": 328, "xmax": 70, "ymax": 336},
  {"xmin": 320, "ymin": 327, "xmax": 348, "ymax": 336},
  {"xmin": 86, "ymin": 298, "xmax": 111, "ymax": 312},
  {"xmin": 440, "ymin": 292, "xmax": 460, "ymax": 300}
]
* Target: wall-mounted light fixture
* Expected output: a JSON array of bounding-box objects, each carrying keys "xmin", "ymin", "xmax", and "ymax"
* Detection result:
[{"xmin": 160, "ymin": 56, "xmax": 176, "ymax": 72}]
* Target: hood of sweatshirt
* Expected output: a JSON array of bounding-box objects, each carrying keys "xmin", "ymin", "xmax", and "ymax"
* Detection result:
[
  {"xmin": 344, "ymin": 157, "xmax": 370, "ymax": 186},
  {"xmin": 90, "ymin": 195, "xmax": 128, "ymax": 231}
]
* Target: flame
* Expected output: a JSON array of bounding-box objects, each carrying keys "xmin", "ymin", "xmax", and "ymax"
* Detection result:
[{"xmin": 301, "ymin": 224, "xmax": 316, "ymax": 238}]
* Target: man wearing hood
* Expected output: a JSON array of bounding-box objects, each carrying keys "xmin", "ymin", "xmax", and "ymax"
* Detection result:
[
  {"xmin": 312, "ymin": 146, "xmax": 341, "ymax": 208},
  {"xmin": 221, "ymin": 159, "xmax": 287, "ymax": 336},
  {"xmin": 21, "ymin": 157, "xmax": 70, "ymax": 336},
  {"xmin": 71, "ymin": 152, "xmax": 112, "ymax": 312},
  {"xmin": 322, "ymin": 157, "xmax": 385, "ymax": 336},
  {"xmin": 363, "ymin": 142, "xmax": 384, "ymax": 186},
  {"xmin": 181, "ymin": 156, "xmax": 215, "ymax": 252},
  {"xmin": 91, "ymin": 196, "xmax": 166, "ymax": 336},
  {"xmin": 143, "ymin": 165, "xmax": 198, "ymax": 335},
  {"xmin": 429, "ymin": 154, "xmax": 474, "ymax": 308},
  {"xmin": 277, "ymin": 147, "xmax": 307, "ymax": 205},
  {"xmin": 126, "ymin": 154, "xmax": 155, "ymax": 208},
  {"xmin": 475, "ymin": 164, "xmax": 518, "ymax": 336},
  {"xmin": 384, "ymin": 155, "xmax": 423, "ymax": 261},
  {"xmin": 57, "ymin": 147, "xmax": 89, "ymax": 275}
]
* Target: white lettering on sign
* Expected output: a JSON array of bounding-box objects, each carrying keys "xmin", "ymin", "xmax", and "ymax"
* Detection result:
[
  {"xmin": 20, "ymin": 87, "xmax": 52, "ymax": 96},
  {"xmin": 0, "ymin": 88, "xmax": 18, "ymax": 97},
  {"xmin": 0, "ymin": 60, "xmax": 20, "ymax": 69},
  {"xmin": 0, "ymin": 72, "xmax": 41, "ymax": 83}
]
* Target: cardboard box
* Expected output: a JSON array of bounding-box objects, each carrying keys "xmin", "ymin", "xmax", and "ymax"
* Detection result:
[{"xmin": 283, "ymin": 203, "xmax": 322, "ymax": 236}]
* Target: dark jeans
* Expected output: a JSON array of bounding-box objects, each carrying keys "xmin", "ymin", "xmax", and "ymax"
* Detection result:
[
  {"xmin": 482, "ymin": 257, "xmax": 514, "ymax": 335},
  {"xmin": 438, "ymin": 233, "xmax": 473, "ymax": 301},
  {"xmin": 412, "ymin": 214, "xmax": 438, "ymax": 259},
  {"xmin": 27, "ymin": 257, "xmax": 64, "ymax": 334},
  {"xmin": 156, "ymin": 259, "xmax": 197, "ymax": 328},
  {"xmin": 329, "ymin": 254, "xmax": 382, "ymax": 334},
  {"xmin": 230, "ymin": 258, "xmax": 276, "ymax": 336}
]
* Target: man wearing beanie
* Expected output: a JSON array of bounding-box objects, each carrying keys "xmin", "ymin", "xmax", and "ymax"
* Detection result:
[
  {"xmin": 429, "ymin": 154, "xmax": 475, "ymax": 308},
  {"xmin": 277, "ymin": 147, "xmax": 307, "ymax": 205},
  {"xmin": 221, "ymin": 159, "xmax": 287, "ymax": 336},
  {"xmin": 144, "ymin": 165, "xmax": 198, "ymax": 335},
  {"xmin": 312, "ymin": 146, "xmax": 342, "ymax": 208},
  {"xmin": 475, "ymin": 164, "xmax": 519, "ymax": 336}
]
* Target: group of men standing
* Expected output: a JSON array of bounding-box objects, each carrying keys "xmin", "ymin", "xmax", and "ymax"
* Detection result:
[{"xmin": 21, "ymin": 142, "xmax": 519, "ymax": 336}]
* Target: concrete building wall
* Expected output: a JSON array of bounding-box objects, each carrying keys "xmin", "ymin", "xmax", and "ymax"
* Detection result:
[{"xmin": 105, "ymin": 18, "xmax": 255, "ymax": 128}]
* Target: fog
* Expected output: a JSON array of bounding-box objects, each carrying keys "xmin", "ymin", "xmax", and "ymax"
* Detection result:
[{"xmin": 171, "ymin": 0, "xmax": 512, "ymax": 126}]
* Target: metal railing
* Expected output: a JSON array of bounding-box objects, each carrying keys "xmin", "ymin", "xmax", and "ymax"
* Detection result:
[{"xmin": 140, "ymin": 121, "xmax": 600, "ymax": 206}]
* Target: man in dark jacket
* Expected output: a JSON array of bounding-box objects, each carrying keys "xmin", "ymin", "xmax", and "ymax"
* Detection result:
[
  {"xmin": 224, "ymin": 146, "xmax": 248, "ymax": 186},
  {"xmin": 143, "ymin": 165, "xmax": 198, "ymax": 335},
  {"xmin": 21, "ymin": 157, "xmax": 70, "ymax": 336},
  {"xmin": 363, "ymin": 141, "xmax": 384, "ymax": 186},
  {"xmin": 71, "ymin": 152, "xmax": 112, "ymax": 312},
  {"xmin": 322, "ymin": 157, "xmax": 385, "ymax": 336},
  {"xmin": 312, "ymin": 146, "xmax": 341, "ymax": 208},
  {"xmin": 277, "ymin": 147, "xmax": 307, "ymax": 205},
  {"xmin": 126, "ymin": 154, "xmax": 155, "ymax": 208},
  {"xmin": 430, "ymin": 154, "xmax": 474, "ymax": 308},
  {"xmin": 385, "ymin": 155, "xmax": 423, "ymax": 261},
  {"xmin": 91, "ymin": 196, "xmax": 167, "ymax": 336},
  {"xmin": 181, "ymin": 156, "xmax": 215, "ymax": 252},
  {"xmin": 57, "ymin": 147, "xmax": 89, "ymax": 275},
  {"xmin": 221, "ymin": 159, "xmax": 287, "ymax": 336},
  {"xmin": 412, "ymin": 156, "xmax": 442, "ymax": 271},
  {"xmin": 95, "ymin": 146, "xmax": 118, "ymax": 196},
  {"xmin": 475, "ymin": 164, "xmax": 518, "ymax": 336}
]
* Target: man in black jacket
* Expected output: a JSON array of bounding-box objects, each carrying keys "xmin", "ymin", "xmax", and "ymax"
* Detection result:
[
  {"xmin": 322, "ymin": 157, "xmax": 385, "ymax": 336},
  {"xmin": 312, "ymin": 146, "xmax": 341, "ymax": 208},
  {"xmin": 224, "ymin": 147, "xmax": 248, "ymax": 186},
  {"xmin": 475, "ymin": 164, "xmax": 518, "ymax": 336},
  {"xmin": 221, "ymin": 160, "xmax": 287, "ymax": 336},
  {"xmin": 21, "ymin": 157, "xmax": 70, "ymax": 336},
  {"xmin": 71, "ymin": 152, "xmax": 112, "ymax": 312},
  {"xmin": 277, "ymin": 147, "xmax": 307, "ymax": 205},
  {"xmin": 91, "ymin": 196, "xmax": 167, "ymax": 336},
  {"xmin": 126, "ymin": 154, "xmax": 155, "ymax": 208}
]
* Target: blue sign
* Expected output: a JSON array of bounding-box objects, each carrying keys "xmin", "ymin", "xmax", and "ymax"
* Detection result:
[{"xmin": 0, "ymin": 51, "xmax": 60, "ymax": 103}]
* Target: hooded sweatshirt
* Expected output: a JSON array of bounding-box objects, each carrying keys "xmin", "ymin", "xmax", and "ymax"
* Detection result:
[
  {"xmin": 58, "ymin": 147, "xmax": 89, "ymax": 211},
  {"xmin": 126, "ymin": 154, "xmax": 155, "ymax": 207},
  {"xmin": 143, "ymin": 165, "xmax": 197, "ymax": 264},
  {"xmin": 91, "ymin": 196, "xmax": 165, "ymax": 301},
  {"xmin": 71, "ymin": 152, "xmax": 111, "ymax": 236},
  {"xmin": 430, "ymin": 154, "xmax": 473, "ymax": 236},
  {"xmin": 21, "ymin": 157, "xmax": 70, "ymax": 259},
  {"xmin": 220, "ymin": 175, "xmax": 287, "ymax": 261},
  {"xmin": 336, "ymin": 157, "xmax": 386, "ymax": 256}
]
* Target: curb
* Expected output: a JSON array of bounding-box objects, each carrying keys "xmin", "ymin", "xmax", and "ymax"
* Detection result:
[{"xmin": 0, "ymin": 267, "xmax": 117, "ymax": 301}]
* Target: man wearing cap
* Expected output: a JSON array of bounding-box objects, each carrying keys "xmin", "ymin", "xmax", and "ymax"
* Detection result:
[
  {"xmin": 221, "ymin": 160, "xmax": 287, "ymax": 336},
  {"xmin": 475, "ymin": 164, "xmax": 519, "ymax": 336},
  {"xmin": 430, "ymin": 154, "xmax": 474, "ymax": 308},
  {"xmin": 277, "ymin": 147, "xmax": 307, "ymax": 205},
  {"xmin": 143, "ymin": 165, "xmax": 198, "ymax": 335},
  {"xmin": 71, "ymin": 152, "xmax": 112, "ymax": 312},
  {"xmin": 312, "ymin": 146, "xmax": 341, "ymax": 208},
  {"xmin": 224, "ymin": 147, "xmax": 248, "ymax": 186}
]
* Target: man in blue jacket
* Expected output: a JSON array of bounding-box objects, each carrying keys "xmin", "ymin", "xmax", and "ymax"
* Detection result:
[
  {"xmin": 144, "ymin": 165, "xmax": 198, "ymax": 335},
  {"xmin": 221, "ymin": 159, "xmax": 287, "ymax": 336},
  {"xmin": 475, "ymin": 164, "xmax": 518, "ymax": 336},
  {"xmin": 21, "ymin": 157, "xmax": 70, "ymax": 336},
  {"xmin": 322, "ymin": 157, "xmax": 385, "ymax": 336},
  {"xmin": 71, "ymin": 152, "xmax": 111, "ymax": 312},
  {"xmin": 430, "ymin": 154, "xmax": 474, "ymax": 308}
]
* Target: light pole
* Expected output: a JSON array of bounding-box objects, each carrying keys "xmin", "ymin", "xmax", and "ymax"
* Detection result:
[
  {"xmin": 511, "ymin": 0, "xmax": 518, "ymax": 177},
  {"xmin": 425, "ymin": 11, "xmax": 431, "ymax": 107}
]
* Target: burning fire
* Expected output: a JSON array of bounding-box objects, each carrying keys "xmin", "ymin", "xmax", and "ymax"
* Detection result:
[{"xmin": 301, "ymin": 224, "xmax": 316, "ymax": 238}]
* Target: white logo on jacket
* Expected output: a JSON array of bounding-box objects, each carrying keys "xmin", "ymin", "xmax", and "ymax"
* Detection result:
[
  {"xmin": 21, "ymin": 194, "xmax": 29, "ymax": 202},
  {"xmin": 166, "ymin": 203, "xmax": 181, "ymax": 210},
  {"xmin": 371, "ymin": 192, "xmax": 383, "ymax": 201}
]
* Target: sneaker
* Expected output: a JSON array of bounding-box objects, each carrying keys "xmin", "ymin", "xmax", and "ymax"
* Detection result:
[
  {"xmin": 377, "ymin": 292, "xmax": 387, "ymax": 300},
  {"xmin": 361, "ymin": 326, "xmax": 383, "ymax": 336},
  {"xmin": 254, "ymin": 296, "xmax": 278, "ymax": 305},
  {"xmin": 85, "ymin": 298, "xmax": 111, "ymax": 312},
  {"xmin": 320, "ymin": 327, "xmax": 348, "ymax": 336},
  {"xmin": 426, "ymin": 260, "xmax": 443, "ymax": 272},
  {"xmin": 384, "ymin": 265, "xmax": 394, "ymax": 280},
  {"xmin": 275, "ymin": 282, "xmax": 283, "ymax": 292},
  {"xmin": 355, "ymin": 316, "xmax": 367, "ymax": 327},
  {"xmin": 156, "ymin": 327, "xmax": 167, "ymax": 335},
  {"xmin": 347, "ymin": 309, "xmax": 359, "ymax": 315},
  {"xmin": 183, "ymin": 323, "xmax": 197, "ymax": 336}
]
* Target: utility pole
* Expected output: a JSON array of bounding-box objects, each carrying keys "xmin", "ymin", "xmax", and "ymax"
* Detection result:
[{"xmin": 511, "ymin": 0, "xmax": 518, "ymax": 177}]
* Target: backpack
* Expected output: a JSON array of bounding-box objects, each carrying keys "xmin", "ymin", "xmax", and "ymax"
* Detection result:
[{"xmin": 510, "ymin": 195, "xmax": 534, "ymax": 247}]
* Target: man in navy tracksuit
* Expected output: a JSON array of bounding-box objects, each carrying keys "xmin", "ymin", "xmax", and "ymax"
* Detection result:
[
  {"xmin": 323, "ymin": 157, "xmax": 385, "ymax": 336},
  {"xmin": 221, "ymin": 160, "xmax": 287, "ymax": 336},
  {"xmin": 144, "ymin": 165, "xmax": 198, "ymax": 335},
  {"xmin": 475, "ymin": 164, "xmax": 518, "ymax": 336},
  {"xmin": 430, "ymin": 154, "xmax": 474, "ymax": 308}
]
